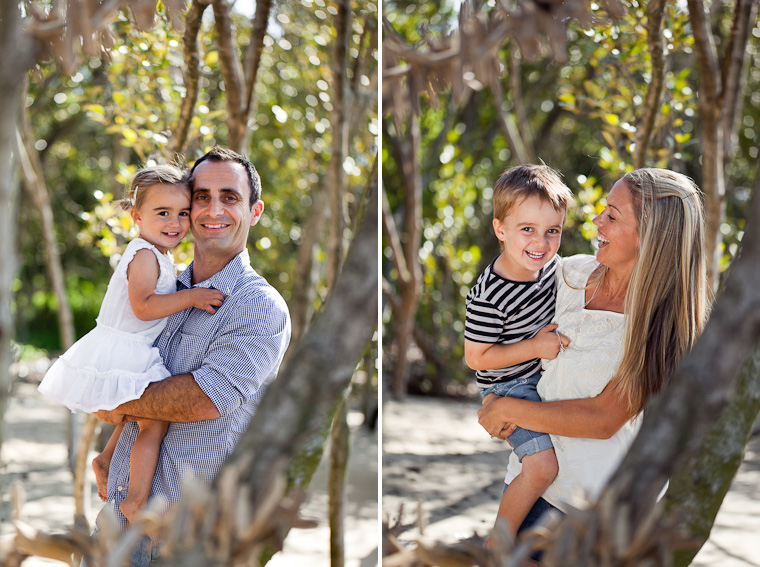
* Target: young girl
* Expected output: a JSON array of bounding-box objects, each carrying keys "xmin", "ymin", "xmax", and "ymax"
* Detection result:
[{"xmin": 38, "ymin": 164, "xmax": 225, "ymax": 522}]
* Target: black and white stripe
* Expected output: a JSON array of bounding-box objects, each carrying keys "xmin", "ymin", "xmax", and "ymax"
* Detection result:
[{"xmin": 465, "ymin": 255, "xmax": 559, "ymax": 388}]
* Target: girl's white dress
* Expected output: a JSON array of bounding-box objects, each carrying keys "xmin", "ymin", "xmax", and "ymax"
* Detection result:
[{"xmin": 38, "ymin": 238, "xmax": 176, "ymax": 412}]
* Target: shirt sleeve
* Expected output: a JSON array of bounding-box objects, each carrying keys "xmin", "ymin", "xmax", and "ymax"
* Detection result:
[
  {"xmin": 192, "ymin": 287, "xmax": 291, "ymax": 417},
  {"xmin": 464, "ymin": 286, "xmax": 505, "ymax": 344}
]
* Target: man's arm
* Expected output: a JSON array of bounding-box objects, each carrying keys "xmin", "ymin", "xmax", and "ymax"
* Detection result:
[{"xmin": 94, "ymin": 373, "xmax": 220, "ymax": 424}]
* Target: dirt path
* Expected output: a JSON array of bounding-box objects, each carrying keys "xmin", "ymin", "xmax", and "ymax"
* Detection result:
[
  {"xmin": 383, "ymin": 396, "xmax": 760, "ymax": 566},
  {"xmin": 1, "ymin": 379, "xmax": 378, "ymax": 567}
]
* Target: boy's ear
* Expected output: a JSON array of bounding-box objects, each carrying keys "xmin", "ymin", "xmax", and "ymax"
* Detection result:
[{"xmin": 492, "ymin": 218, "xmax": 506, "ymax": 242}]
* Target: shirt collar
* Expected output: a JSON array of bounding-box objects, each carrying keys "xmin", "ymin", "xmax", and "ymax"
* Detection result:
[{"xmin": 177, "ymin": 248, "xmax": 251, "ymax": 295}]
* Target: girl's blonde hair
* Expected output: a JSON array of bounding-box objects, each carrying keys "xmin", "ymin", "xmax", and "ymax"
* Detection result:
[
  {"xmin": 608, "ymin": 168, "xmax": 711, "ymax": 414},
  {"xmin": 119, "ymin": 164, "xmax": 188, "ymax": 211}
]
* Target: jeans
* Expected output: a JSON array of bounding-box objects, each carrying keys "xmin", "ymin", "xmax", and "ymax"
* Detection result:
[{"xmin": 480, "ymin": 372, "xmax": 554, "ymax": 461}]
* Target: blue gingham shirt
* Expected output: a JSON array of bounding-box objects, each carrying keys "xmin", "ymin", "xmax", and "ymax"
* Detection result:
[{"xmin": 104, "ymin": 248, "xmax": 291, "ymax": 529}]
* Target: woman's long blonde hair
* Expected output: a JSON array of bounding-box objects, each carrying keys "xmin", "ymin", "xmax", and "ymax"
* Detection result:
[{"xmin": 610, "ymin": 168, "xmax": 711, "ymax": 415}]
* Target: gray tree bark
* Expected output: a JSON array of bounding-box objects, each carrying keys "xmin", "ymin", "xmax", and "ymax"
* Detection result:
[
  {"xmin": 0, "ymin": 0, "xmax": 37, "ymax": 455},
  {"xmin": 632, "ymin": 0, "xmax": 667, "ymax": 169}
]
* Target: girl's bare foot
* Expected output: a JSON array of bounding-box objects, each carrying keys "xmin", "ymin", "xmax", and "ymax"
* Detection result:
[
  {"xmin": 119, "ymin": 494, "xmax": 147, "ymax": 524},
  {"xmin": 92, "ymin": 454, "xmax": 109, "ymax": 501}
]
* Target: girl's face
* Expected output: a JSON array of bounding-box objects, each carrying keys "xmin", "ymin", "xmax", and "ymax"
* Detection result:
[
  {"xmin": 131, "ymin": 183, "xmax": 191, "ymax": 253},
  {"xmin": 593, "ymin": 180, "xmax": 640, "ymax": 272}
]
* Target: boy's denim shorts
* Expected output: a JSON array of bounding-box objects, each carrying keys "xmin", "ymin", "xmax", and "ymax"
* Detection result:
[{"xmin": 479, "ymin": 371, "xmax": 553, "ymax": 461}]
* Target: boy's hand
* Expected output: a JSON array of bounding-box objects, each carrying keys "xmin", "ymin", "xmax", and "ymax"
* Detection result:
[
  {"xmin": 190, "ymin": 288, "xmax": 226, "ymax": 314},
  {"xmin": 531, "ymin": 323, "xmax": 570, "ymax": 359}
]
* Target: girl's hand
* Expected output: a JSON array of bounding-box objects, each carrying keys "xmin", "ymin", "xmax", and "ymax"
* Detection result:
[
  {"xmin": 530, "ymin": 323, "xmax": 570, "ymax": 360},
  {"xmin": 190, "ymin": 288, "xmax": 226, "ymax": 314}
]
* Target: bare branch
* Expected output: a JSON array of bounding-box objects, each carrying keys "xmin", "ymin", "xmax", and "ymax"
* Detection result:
[
  {"xmin": 633, "ymin": 0, "xmax": 667, "ymax": 169},
  {"xmin": 719, "ymin": 0, "xmax": 758, "ymax": 161},
  {"xmin": 170, "ymin": 0, "xmax": 209, "ymax": 156},
  {"xmin": 242, "ymin": 0, "xmax": 272, "ymax": 118},
  {"xmin": 212, "ymin": 0, "xmax": 246, "ymax": 152}
]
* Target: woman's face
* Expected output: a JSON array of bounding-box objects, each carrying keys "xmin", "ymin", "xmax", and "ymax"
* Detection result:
[{"xmin": 593, "ymin": 180, "xmax": 640, "ymax": 272}]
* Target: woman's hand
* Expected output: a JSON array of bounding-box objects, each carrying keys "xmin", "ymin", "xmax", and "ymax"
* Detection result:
[{"xmin": 478, "ymin": 395, "xmax": 517, "ymax": 440}]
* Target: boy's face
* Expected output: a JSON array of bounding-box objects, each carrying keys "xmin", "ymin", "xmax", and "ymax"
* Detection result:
[{"xmin": 492, "ymin": 195, "xmax": 565, "ymax": 281}]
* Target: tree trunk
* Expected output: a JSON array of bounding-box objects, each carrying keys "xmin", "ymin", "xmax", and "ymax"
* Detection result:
[
  {"xmin": 212, "ymin": 0, "xmax": 246, "ymax": 153},
  {"xmin": 687, "ymin": 0, "xmax": 753, "ymax": 291},
  {"xmin": 239, "ymin": 0, "xmax": 272, "ymax": 151},
  {"xmin": 384, "ymin": 117, "xmax": 423, "ymax": 400},
  {"xmin": 327, "ymin": 0, "xmax": 352, "ymax": 291},
  {"xmin": 665, "ymin": 162, "xmax": 760, "ymax": 565},
  {"xmin": 718, "ymin": 0, "xmax": 758, "ymax": 163},
  {"xmin": 328, "ymin": 399, "xmax": 349, "ymax": 567},
  {"xmin": 0, "ymin": 2, "xmax": 36, "ymax": 454},
  {"xmin": 16, "ymin": 87, "xmax": 76, "ymax": 353},
  {"xmin": 288, "ymin": 188, "xmax": 327, "ymax": 349},
  {"xmin": 632, "ymin": 0, "xmax": 667, "ymax": 169},
  {"xmin": 170, "ymin": 0, "xmax": 209, "ymax": 156}
]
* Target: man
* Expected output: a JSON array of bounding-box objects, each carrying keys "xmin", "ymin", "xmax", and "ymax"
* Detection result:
[{"xmin": 94, "ymin": 147, "xmax": 291, "ymax": 563}]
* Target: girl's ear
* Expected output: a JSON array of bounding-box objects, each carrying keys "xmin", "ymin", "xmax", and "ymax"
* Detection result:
[{"xmin": 131, "ymin": 208, "xmax": 140, "ymax": 224}]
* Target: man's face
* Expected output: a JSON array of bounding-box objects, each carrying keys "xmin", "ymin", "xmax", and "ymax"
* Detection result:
[{"xmin": 190, "ymin": 160, "xmax": 264, "ymax": 257}]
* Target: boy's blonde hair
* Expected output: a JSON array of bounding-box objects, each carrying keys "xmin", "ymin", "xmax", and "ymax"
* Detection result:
[
  {"xmin": 492, "ymin": 164, "xmax": 574, "ymax": 223},
  {"xmin": 119, "ymin": 164, "xmax": 188, "ymax": 211}
]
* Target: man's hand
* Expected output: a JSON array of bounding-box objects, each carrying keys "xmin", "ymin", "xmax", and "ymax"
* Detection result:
[{"xmin": 94, "ymin": 408, "xmax": 127, "ymax": 425}]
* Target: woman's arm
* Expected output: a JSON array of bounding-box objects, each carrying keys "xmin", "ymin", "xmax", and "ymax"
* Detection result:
[
  {"xmin": 477, "ymin": 380, "xmax": 632, "ymax": 440},
  {"xmin": 127, "ymin": 249, "xmax": 225, "ymax": 320}
]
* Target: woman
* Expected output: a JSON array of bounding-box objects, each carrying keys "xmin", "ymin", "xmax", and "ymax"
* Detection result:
[{"xmin": 477, "ymin": 168, "xmax": 711, "ymax": 527}]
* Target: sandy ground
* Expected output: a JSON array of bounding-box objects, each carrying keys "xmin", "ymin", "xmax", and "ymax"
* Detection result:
[
  {"xmin": 0, "ymin": 378, "xmax": 379, "ymax": 567},
  {"xmin": 383, "ymin": 396, "xmax": 760, "ymax": 566}
]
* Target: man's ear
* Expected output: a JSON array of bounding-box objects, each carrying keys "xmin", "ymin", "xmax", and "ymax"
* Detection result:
[{"xmin": 250, "ymin": 200, "xmax": 264, "ymax": 226}]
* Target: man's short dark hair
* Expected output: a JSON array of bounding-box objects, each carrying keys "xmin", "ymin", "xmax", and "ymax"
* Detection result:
[{"xmin": 189, "ymin": 147, "xmax": 262, "ymax": 209}]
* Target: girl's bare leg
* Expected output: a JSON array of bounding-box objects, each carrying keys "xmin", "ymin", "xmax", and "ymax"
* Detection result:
[
  {"xmin": 92, "ymin": 423, "xmax": 124, "ymax": 501},
  {"xmin": 119, "ymin": 420, "xmax": 169, "ymax": 523}
]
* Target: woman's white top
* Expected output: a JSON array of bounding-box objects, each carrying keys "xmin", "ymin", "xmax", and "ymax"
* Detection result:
[
  {"xmin": 504, "ymin": 254, "xmax": 641, "ymax": 512},
  {"xmin": 38, "ymin": 238, "xmax": 176, "ymax": 412}
]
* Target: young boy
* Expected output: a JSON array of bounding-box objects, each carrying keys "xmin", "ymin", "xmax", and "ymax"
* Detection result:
[{"xmin": 464, "ymin": 164, "xmax": 574, "ymax": 541}]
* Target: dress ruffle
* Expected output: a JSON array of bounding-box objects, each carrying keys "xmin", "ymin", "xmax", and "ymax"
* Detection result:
[{"xmin": 38, "ymin": 324, "xmax": 171, "ymax": 413}]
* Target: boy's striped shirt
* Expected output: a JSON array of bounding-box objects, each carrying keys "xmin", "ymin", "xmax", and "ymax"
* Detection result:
[{"xmin": 465, "ymin": 255, "xmax": 559, "ymax": 388}]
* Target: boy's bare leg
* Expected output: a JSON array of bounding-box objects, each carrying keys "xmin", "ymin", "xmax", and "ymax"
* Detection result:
[
  {"xmin": 92, "ymin": 423, "xmax": 124, "ymax": 501},
  {"xmin": 119, "ymin": 419, "xmax": 169, "ymax": 523},
  {"xmin": 487, "ymin": 449, "xmax": 558, "ymax": 546}
]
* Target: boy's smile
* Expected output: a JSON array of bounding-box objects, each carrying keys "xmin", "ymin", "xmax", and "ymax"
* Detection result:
[{"xmin": 492, "ymin": 195, "xmax": 566, "ymax": 281}]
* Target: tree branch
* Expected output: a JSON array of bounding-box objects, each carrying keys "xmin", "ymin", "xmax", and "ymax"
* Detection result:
[
  {"xmin": 633, "ymin": 0, "xmax": 667, "ymax": 169},
  {"xmin": 212, "ymin": 0, "xmax": 246, "ymax": 152},
  {"xmin": 242, "ymin": 0, "xmax": 272, "ymax": 119},
  {"xmin": 718, "ymin": 0, "xmax": 758, "ymax": 161},
  {"xmin": 170, "ymin": 0, "xmax": 209, "ymax": 156}
]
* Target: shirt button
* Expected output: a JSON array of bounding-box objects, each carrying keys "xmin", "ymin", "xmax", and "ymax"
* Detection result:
[
  {"xmin": 117, "ymin": 486, "xmax": 123, "ymax": 491},
  {"xmin": 165, "ymin": 332, "xmax": 170, "ymax": 337}
]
